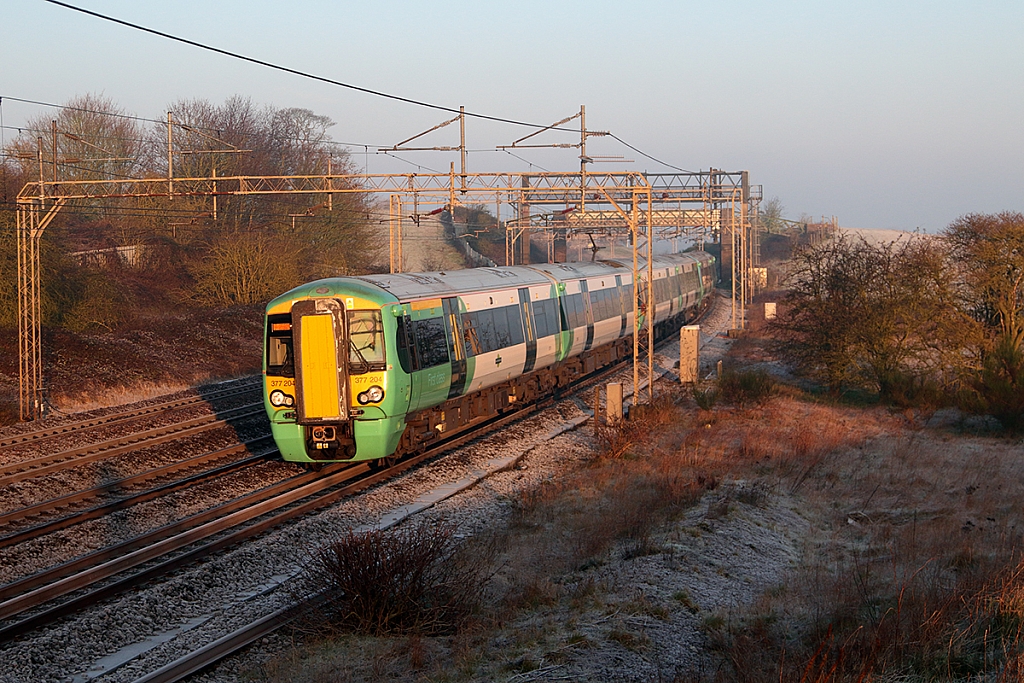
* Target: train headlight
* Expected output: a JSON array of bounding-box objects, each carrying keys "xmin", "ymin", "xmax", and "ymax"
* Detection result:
[
  {"xmin": 357, "ymin": 385, "xmax": 385, "ymax": 404},
  {"xmin": 270, "ymin": 390, "xmax": 294, "ymax": 408}
]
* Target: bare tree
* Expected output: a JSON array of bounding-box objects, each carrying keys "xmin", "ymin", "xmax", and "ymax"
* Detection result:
[
  {"xmin": 944, "ymin": 212, "xmax": 1024, "ymax": 430},
  {"xmin": 4, "ymin": 94, "xmax": 385, "ymax": 315},
  {"xmin": 944, "ymin": 212, "xmax": 1024, "ymax": 352},
  {"xmin": 759, "ymin": 196, "xmax": 786, "ymax": 234},
  {"xmin": 5, "ymin": 94, "xmax": 145, "ymax": 183},
  {"xmin": 771, "ymin": 234, "xmax": 978, "ymax": 402},
  {"xmin": 159, "ymin": 97, "xmax": 384, "ymax": 291}
]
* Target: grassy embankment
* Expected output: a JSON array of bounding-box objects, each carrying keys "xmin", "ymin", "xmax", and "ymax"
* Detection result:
[
  {"xmin": 258, "ymin": 331, "xmax": 1024, "ymax": 682},
  {"xmin": 0, "ymin": 305, "xmax": 264, "ymax": 424}
]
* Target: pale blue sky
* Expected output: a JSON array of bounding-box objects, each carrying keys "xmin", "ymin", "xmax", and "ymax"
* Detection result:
[{"xmin": 3, "ymin": 0, "xmax": 1022, "ymax": 230}]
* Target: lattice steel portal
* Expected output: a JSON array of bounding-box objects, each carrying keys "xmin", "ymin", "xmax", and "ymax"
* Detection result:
[
  {"xmin": 15, "ymin": 168, "xmax": 755, "ymax": 420},
  {"xmin": 16, "ymin": 199, "xmax": 65, "ymax": 420}
]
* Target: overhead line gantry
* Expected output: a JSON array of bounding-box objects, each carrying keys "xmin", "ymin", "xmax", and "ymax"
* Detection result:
[{"xmin": 14, "ymin": 123, "xmax": 759, "ymax": 421}]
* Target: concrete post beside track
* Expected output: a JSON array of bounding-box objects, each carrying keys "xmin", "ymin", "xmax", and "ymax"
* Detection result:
[
  {"xmin": 606, "ymin": 383, "xmax": 623, "ymax": 426},
  {"xmin": 680, "ymin": 325, "xmax": 699, "ymax": 384}
]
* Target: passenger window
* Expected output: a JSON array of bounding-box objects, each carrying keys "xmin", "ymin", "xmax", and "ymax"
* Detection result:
[
  {"xmin": 565, "ymin": 293, "xmax": 585, "ymax": 328},
  {"xmin": 463, "ymin": 305, "xmax": 526, "ymax": 354},
  {"xmin": 505, "ymin": 305, "xmax": 525, "ymax": 346},
  {"xmin": 414, "ymin": 317, "xmax": 450, "ymax": 369},
  {"xmin": 477, "ymin": 309, "xmax": 498, "ymax": 352},
  {"xmin": 532, "ymin": 299, "xmax": 554, "ymax": 338},
  {"xmin": 396, "ymin": 316, "xmax": 418, "ymax": 373}
]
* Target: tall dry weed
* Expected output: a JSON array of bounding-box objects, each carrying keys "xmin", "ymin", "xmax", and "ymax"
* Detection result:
[{"xmin": 501, "ymin": 397, "xmax": 720, "ymax": 607}]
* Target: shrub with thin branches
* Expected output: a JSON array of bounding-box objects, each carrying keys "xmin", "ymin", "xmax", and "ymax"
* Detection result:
[
  {"xmin": 718, "ymin": 369, "xmax": 775, "ymax": 406},
  {"xmin": 692, "ymin": 380, "xmax": 719, "ymax": 410},
  {"xmin": 299, "ymin": 519, "xmax": 492, "ymax": 635}
]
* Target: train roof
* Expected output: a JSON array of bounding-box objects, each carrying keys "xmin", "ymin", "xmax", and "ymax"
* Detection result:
[
  {"xmin": 356, "ymin": 266, "xmax": 550, "ymax": 301},
  {"xmin": 348, "ymin": 250, "xmax": 714, "ymax": 303},
  {"xmin": 525, "ymin": 260, "xmax": 632, "ymax": 280},
  {"xmin": 602, "ymin": 251, "xmax": 712, "ymax": 273}
]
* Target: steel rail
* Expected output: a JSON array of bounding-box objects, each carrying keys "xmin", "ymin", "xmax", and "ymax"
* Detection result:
[
  {"xmin": 0, "ymin": 403, "xmax": 264, "ymax": 486},
  {"xmin": 133, "ymin": 603, "xmax": 300, "ymax": 683},
  {"xmin": 0, "ymin": 463, "xmax": 367, "ymax": 640},
  {"xmin": 0, "ymin": 378, "xmax": 260, "ymax": 450},
  {"xmin": 0, "ymin": 460, "xmax": 328, "ymax": 605},
  {"xmin": 0, "ymin": 312, "xmax": 685, "ymax": 623},
  {"xmin": 122, "ymin": 383, "xmax": 619, "ymax": 683},
  {"xmin": 0, "ymin": 438, "xmax": 275, "ymax": 549}
]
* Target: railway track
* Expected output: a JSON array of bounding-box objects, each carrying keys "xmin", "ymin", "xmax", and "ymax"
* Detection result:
[
  {"xmin": 0, "ymin": 377, "xmax": 261, "ymax": 451},
  {"xmin": 0, "ymin": 391, "xmax": 553, "ymax": 645},
  {"xmin": 122, "ymin": 300, "xmax": 728, "ymax": 682},
  {"xmin": 0, "ymin": 436, "xmax": 276, "ymax": 549},
  {"xmin": 0, "ymin": 380, "xmax": 281, "ymax": 643},
  {"xmin": 128, "ymin": 352, "xmax": 666, "ymax": 683},
  {"xmin": 0, "ymin": 299, "xmax": 724, "ymax": 681},
  {"xmin": 0, "ymin": 403, "xmax": 265, "ymax": 487},
  {"xmin": 0, "ymin": 305, "xmax": 654, "ymax": 638}
]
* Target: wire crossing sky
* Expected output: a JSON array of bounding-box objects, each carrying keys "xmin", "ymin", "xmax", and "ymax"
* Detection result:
[{"xmin": 3, "ymin": 0, "xmax": 1023, "ymax": 230}]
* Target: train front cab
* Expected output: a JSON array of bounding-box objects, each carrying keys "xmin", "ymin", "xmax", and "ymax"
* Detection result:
[{"xmin": 264, "ymin": 294, "xmax": 407, "ymax": 464}]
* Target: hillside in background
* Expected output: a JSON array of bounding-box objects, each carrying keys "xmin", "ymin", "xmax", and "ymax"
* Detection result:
[{"xmin": 0, "ymin": 305, "xmax": 264, "ymax": 424}]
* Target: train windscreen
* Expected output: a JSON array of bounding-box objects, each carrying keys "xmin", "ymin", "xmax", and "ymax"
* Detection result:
[
  {"xmin": 266, "ymin": 314, "xmax": 294, "ymax": 377},
  {"xmin": 348, "ymin": 310, "xmax": 386, "ymax": 373}
]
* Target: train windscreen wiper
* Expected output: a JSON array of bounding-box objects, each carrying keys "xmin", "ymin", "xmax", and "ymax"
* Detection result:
[{"xmin": 349, "ymin": 339, "xmax": 372, "ymax": 374}]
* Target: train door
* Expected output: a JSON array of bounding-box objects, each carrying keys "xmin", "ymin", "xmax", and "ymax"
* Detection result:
[
  {"xmin": 580, "ymin": 280, "xmax": 595, "ymax": 351},
  {"xmin": 518, "ymin": 288, "xmax": 538, "ymax": 373},
  {"xmin": 442, "ymin": 297, "xmax": 469, "ymax": 399},
  {"xmin": 615, "ymin": 275, "xmax": 627, "ymax": 338},
  {"xmin": 291, "ymin": 298, "xmax": 349, "ymax": 423}
]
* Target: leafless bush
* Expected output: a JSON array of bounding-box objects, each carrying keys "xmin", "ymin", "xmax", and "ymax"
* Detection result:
[
  {"xmin": 770, "ymin": 234, "xmax": 978, "ymax": 403},
  {"xmin": 297, "ymin": 518, "xmax": 493, "ymax": 635},
  {"xmin": 692, "ymin": 381, "xmax": 720, "ymax": 410},
  {"xmin": 718, "ymin": 368, "xmax": 775, "ymax": 406}
]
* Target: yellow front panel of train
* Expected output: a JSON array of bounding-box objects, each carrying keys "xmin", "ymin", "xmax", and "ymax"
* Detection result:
[{"xmin": 300, "ymin": 313, "xmax": 342, "ymax": 419}]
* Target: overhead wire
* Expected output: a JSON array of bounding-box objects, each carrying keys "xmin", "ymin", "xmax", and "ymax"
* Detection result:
[
  {"xmin": 0, "ymin": 98, "xmax": 395, "ymax": 152},
  {"xmin": 0, "ymin": 117, "xmax": 384, "ymax": 155},
  {"xmin": 5, "ymin": 4, "xmax": 703, "ymax": 207},
  {"xmin": 37, "ymin": 2, "xmax": 692, "ymax": 174},
  {"xmin": 42, "ymin": 1, "xmax": 581, "ymax": 133},
  {"xmin": 501, "ymin": 149, "xmax": 551, "ymax": 173},
  {"xmin": 378, "ymin": 152, "xmax": 444, "ymax": 174},
  {"xmin": 3, "ymin": 108, "xmax": 692, "ymax": 179},
  {"xmin": 608, "ymin": 134, "xmax": 694, "ymax": 174}
]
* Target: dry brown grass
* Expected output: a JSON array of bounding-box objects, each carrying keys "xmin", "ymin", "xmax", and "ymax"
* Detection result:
[
  {"xmin": 497, "ymin": 397, "xmax": 720, "ymax": 609},
  {"xmin": 53, "ymin": 380, "xmax": 197, "ymax": 413},
  {"xmin": 256, "ymin": 374, "xmax": 1024, "ymax": 682},
  {"xmin": 684, "ymin": 396, "xmax": 1024, "ymax": 681}
]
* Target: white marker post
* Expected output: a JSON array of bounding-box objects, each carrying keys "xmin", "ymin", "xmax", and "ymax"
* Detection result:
[
  {"xmin": 680, "ymin": 325, "xmax": 700, "ymax": 384},
  {"xmin": 606, "ymin": 382, "xmax": 623, "ymax": 426}
]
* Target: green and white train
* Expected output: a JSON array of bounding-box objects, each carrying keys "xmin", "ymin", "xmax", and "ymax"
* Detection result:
[{"xmin": 263, "ymin": 251, "xmax": 717, "ymax": 465}]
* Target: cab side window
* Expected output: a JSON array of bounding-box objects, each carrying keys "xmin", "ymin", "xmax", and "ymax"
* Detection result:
[{"xmin": 414, "ymin": 317, "xmax": 450, "ymax": 369}]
